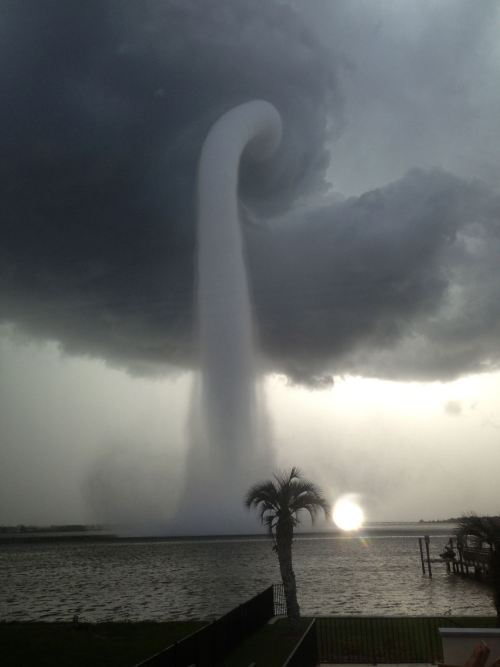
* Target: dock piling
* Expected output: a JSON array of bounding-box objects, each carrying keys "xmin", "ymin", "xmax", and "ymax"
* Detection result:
[
  {"xmin": 419, "ymin": 537, "xmax": 426, "ymax": 575},
  {"xmin": 425, "ymin": 535, "xmax": 432, "ymax": 578}
]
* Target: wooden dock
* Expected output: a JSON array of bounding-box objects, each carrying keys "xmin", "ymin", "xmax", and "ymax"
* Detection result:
[{"xmin": 419, "ymin": 535, "xmax": 492, "ymax": 578}]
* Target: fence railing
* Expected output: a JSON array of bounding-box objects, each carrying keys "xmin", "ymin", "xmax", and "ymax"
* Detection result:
[
  {"xmin": 315, "ymin": 616, "xmax": 498, "ymax": 664},
  {"xmin": 281, "ymin": 619, "xmax": 318, "ymax": 667},
  {"xmin": 273, "ymin": 582, "xmax": 287, "ymax": 616},
  {"xmin": 135, "ymin": 585, "xmax": 274, "ymax": 667},
  {"xmin": 136, "ymin": 586, "xmax": 495, "ymax": 665}
]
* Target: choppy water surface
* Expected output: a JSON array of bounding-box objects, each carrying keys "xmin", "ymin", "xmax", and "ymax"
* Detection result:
[{"xmin": 0, "ymin": 529, "xmax": 494, "ymax": 621}]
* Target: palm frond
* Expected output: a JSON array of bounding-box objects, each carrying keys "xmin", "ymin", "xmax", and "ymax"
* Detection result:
[
  {"xmin": 245, "ymin": 480, "xmax": 278, "ymax": 509},
  {"xmin": 263, "ymin": 514, "xmax": 277, "ymax": 536},
  {"xmin": 456, "ymin": 514, "xmax": 500, "ymax": 549},
  {"xmin": 246, "ymin": 466, "xmax": 330, "ymax": 531},
  {"xmin": 290, "ymin": 489, "xmax": 330, "ymax": 523}
]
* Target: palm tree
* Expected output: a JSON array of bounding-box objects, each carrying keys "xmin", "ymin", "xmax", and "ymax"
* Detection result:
[
  {"xmin": 456, "ymin": 514, "xmax": 500, "ymax": 624},
  {"xmin": 245, "ymin": 467, "xmax": 330, "ymax": 626}
]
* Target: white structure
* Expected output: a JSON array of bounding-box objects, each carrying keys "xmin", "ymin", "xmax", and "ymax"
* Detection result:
[{"xmin": 440, "ymin": 628, "xmax": 500, "ymax": 666}]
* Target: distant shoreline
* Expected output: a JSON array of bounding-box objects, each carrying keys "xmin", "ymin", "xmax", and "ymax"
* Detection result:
[
  {"xmin": 0, "ymin": 518, "xmax": 459, "ymax": 534},
  {"xmin": 0, "ymin": 522, "xmax": 457, "ymax": 545}
]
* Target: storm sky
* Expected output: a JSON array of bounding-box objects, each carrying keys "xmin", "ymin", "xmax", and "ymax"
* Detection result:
[{"xmin": 1, "ymin": 0, "xmax": 500, "ymax": 530}]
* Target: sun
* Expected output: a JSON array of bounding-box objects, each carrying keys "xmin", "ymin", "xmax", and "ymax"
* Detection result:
[{"xmin": 332, "ymin": 495, "xmax": 364, "ymax": 531}]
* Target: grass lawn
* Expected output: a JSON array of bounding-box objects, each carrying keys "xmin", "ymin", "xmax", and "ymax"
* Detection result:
[
  {"xmin": 221, "ymin": 617, "xmax": 311, "ymax": 666},
  {"xmin": 0, "ymin": 620, "xmax": 206, "ymax": 667}
]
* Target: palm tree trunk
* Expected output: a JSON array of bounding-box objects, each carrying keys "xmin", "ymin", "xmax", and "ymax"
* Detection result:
[{"xmin": 276, "ymin": 522, "xmax": 300, "ymax": 628}]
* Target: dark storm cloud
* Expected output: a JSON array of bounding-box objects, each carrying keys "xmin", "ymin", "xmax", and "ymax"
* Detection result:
[
  {"xmin": 250, "ymin": 169, "xmax": 500, "ymax": 382},
  {"xmin": 2, "ymin": 0, "xmax": 500, "ymax": 383},
  {"xmin": 0, "ymin": 0, "xmax": 337, "ymax": 373}
]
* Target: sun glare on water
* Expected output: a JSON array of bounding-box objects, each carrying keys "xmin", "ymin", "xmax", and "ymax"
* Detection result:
[{"xmin": 332, "ymin": 495, "xmax": 364, "ymax": 531}]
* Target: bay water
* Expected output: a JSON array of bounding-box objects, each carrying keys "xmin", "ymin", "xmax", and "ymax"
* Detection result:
[{"xmin": 0, "ymin": 525, "xmax": 494, "ymax": 622}]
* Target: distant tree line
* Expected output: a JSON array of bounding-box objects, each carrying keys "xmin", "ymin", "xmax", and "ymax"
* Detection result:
[
  {"xmin": 418, "ymin": 517, "xmax": 468, "ymax": 523},
  {"xmin": 0, "ymin": 524, "xmax": 104, "ymax": 534}
]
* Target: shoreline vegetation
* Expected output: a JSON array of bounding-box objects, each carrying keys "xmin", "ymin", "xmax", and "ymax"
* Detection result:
[{"xmin": 0, "ymin": 524, "xmax": 105, "ymax": 533}]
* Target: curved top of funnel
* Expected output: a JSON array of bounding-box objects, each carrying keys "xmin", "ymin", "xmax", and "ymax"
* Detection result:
[
  {"xmin": 240, "ymin": 100, "xmax": 282, "ymax": 161},
  {"xmin": 199, "ymin": 100, "xmax": 282, "ymax": 171}
]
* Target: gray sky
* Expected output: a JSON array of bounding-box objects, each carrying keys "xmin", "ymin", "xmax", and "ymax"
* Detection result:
[{"xmin": 1, "ymin": 0, "xmax": 500, "ymax": 530}]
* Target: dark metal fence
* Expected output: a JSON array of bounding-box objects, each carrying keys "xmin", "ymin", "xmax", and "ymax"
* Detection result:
[
  {"xmin": 316, "ymin": 616, "xmax": 451, "ymax": 664},
  {"xmin": 281, "ymin": 619, "xmax": 318, "ymax": 667},
  {"xmin": 135, "ymin": 586, "xmax": 274, "ymax": 667},
  {"xmin": 137, "ymin": 587, "xmax": 495, "ymax": 665},
  {"xmin": 273, "ymin": 582, "xmax": 287, "ymax": 616}
]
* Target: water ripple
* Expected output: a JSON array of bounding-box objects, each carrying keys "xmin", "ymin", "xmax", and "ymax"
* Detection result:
[{"xmin": 0, "ymin": 536, "xmax": 494, "ymax": 621}]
